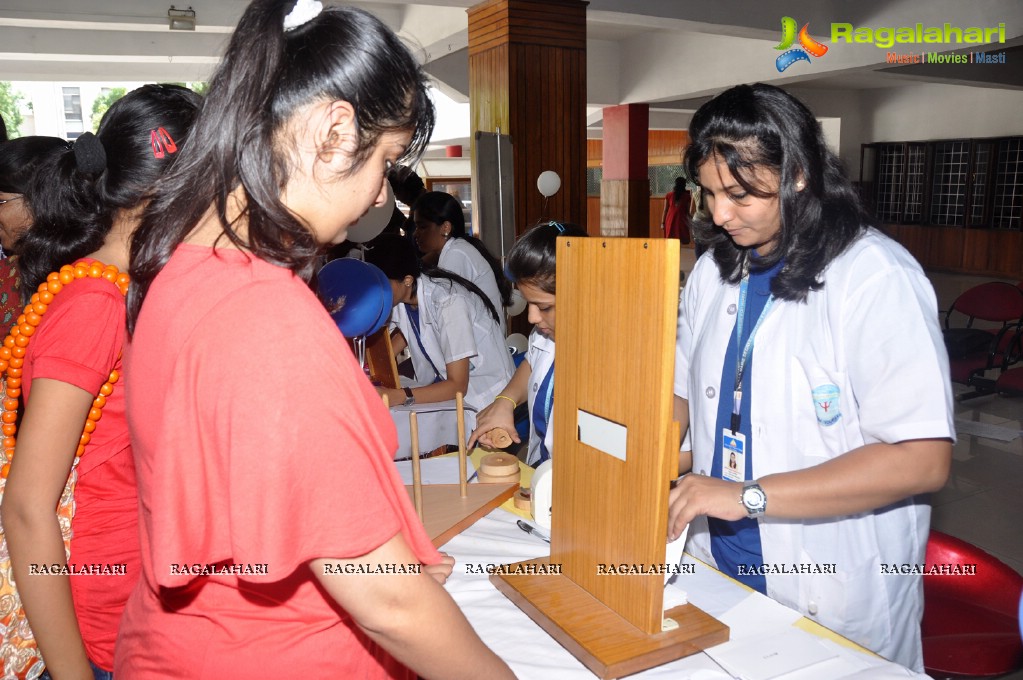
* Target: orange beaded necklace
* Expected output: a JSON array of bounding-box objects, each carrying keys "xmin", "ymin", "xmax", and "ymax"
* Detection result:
[{"xmin": 0, "ymin": 260, "xmax": 130, "ymax": 478}]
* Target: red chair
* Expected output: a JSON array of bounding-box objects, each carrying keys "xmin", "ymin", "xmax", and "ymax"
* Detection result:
[
  {"xmin": 922, "ymin": 531, "xmax": 1023, "ymax": 678},
  {"xmin": 942, "ymin": 282, "xmax": 1023, "ymax": 398}
]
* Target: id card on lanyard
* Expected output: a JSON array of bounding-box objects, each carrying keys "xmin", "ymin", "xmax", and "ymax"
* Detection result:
[{"xmin": 722, "ymin": 256, "xmax": 774, "ymax": 481}]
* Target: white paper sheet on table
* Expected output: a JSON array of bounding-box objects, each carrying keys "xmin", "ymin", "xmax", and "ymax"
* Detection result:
[
  {"xmin": 706, "ymin": 628, "xmax": 837, "ymax": 680},
  {"xmin": 395, "ymin": 456, "xmax": 475, "ymax": 486}
]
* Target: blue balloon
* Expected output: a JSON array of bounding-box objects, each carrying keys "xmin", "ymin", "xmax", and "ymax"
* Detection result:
[
  {"xmin": 317, "ymin": 258, "xmax": 392, "ymax": 338},
  {"xmin": 370, "ymin": 263, "xmax": 394, "ymax": 333}
]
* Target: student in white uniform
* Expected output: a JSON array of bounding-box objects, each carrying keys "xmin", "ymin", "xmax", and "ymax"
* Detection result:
[
  {"xmin": 669, "ymin": 83, "xmax": 954, "ymax": 672},
  {"xmin": 411, "ymin": 191, "xmax": 511, "ymax": 333},
  {"xmin": 364, "ymin": 233, "xmax": 513, "ymax": 431},
  {"xmin": 468, "ymin": 221, "xmax": 587, "ymax": 466}
]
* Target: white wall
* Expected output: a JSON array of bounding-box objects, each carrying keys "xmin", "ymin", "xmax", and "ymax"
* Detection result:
[
  {"xmin": 862, "ymin": 83, "xmax": 1023, "ymax": 142},
  {"xmin": 787, "ymin": 88, "xmax": 868, "ymax": 179}
]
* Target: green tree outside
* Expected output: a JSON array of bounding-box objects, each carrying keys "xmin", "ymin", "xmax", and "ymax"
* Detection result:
[
  {"xmin": 91, "ymin": 87, "xmax": 127, "ymax": 132},
  {"xmin": 0, "ymin": 82, "xmax": 25, "ymax": 139}
]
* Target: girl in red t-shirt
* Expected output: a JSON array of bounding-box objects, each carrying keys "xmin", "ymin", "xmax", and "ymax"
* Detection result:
[
  {"xmin": 119, "ymin": 2, "xmax": 513, "ymax": 679},
  {"xmin": 0, "ymin": 85, "xmax": 198, "ymax": 679}
]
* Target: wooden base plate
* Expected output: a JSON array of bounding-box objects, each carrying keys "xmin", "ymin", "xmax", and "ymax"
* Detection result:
[
  {"xmin": 406, "ymin": 482, "xmax": 518, "ymax": 548},
  {"xmin": 491, "ymin": 558, "xmax": 729, "ymax": 679}
]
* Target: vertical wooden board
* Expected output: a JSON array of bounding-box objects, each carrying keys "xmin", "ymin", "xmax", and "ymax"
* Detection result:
[
  {"xmin": 550, "ymin": 237, "xmax": 680, "ymax": 634},
  {"xmin": 364, "ymin": 327, "xmax": 399, "ymax": 389}
]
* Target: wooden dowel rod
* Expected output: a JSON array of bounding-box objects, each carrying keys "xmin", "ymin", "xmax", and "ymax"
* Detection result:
[
  {"xmin": 456, "ymin": 391, "xmax": 467, "ymax": 498},
  {"xmin": 410, "ymin": 411, "xmax": 423, "ymax": 521}
]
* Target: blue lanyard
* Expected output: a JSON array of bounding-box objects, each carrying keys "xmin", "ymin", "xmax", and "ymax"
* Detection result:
[
  {"xmin": 532, "ymin": 361, "xmax": 555, "ymax": 464},
  {"xmin": 732, "ymin": 260, "xmax": 774, "ymax": 433},
  {"xmin": 406, "ymin": 305, "xmax": 443, "ymax": 383}
]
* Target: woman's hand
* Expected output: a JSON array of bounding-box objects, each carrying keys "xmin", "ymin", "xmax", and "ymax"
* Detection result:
[
  {"xmin": 467, "ymin": 398, "xmax": 519, "ymax": 450},
  {"xmin": 424, "ymin": 553, "xmax": 455, "ymax": 585},
  {"xmin": 375, "ymin": 386, "xmax": 405, "ymax": 407},
  {"xmin": 667, "ymin": 474, "xmax": 746, "ymax": 541}
]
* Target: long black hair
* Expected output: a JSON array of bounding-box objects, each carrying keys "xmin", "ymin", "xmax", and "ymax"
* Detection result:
[
  {"xmin": 506, "ymin": 220, "xmax": 587, "ymax": 294},
  {"xmin": 0, "ymin": 136, "xmax": 69, "ymax": 194},
  {"xmin": 18, "ymin": 85, "xmax": 200, "ymax": 298},
  {"xmin": 0, "ymin": 115, "xmax": 7, "ymax": 144},
  {"xmin": 684, "ymin": 83, "xmax": 869, "ymax": 302},
  {"xmin": 126, "ymin": 1, "xmax": 435, "ymax": 333},
  {"xmin": 364, "ymin": 232, "xmax": 502, "ymax": 324},
  {"xmin": 672, "ymin": 176, "xmax": 687, "ymax": 203},
  {"xmin": 412, "ymin": 191, "xmax": 512, "ymax": 306}
]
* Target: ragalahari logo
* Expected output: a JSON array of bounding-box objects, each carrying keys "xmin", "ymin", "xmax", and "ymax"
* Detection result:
[{"xmin": 774, "ymin": 16, "xmax": 829, "ymax": 71}]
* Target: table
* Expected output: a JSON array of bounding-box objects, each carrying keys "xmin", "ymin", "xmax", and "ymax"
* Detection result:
[{"xmin": 439, "ymin": 508, "xmax": 929, "ymax": 679}]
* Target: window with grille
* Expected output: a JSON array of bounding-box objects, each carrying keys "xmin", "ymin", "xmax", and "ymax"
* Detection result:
[
  {"xmin": 585, "ymin": 167, "xmax": 602, "ymax": 196},
  {"xmin": 862, "ymin": 136, "xmax": 1023, "ymax": 231},
  {"xmin": 930, "ymin": 141, "xmax": 969, "ymax": 226},
  {"xmin": 993, "ymin": 138, "xmax": 1022, "ymax": 230},
  {"xmin": 649, "ymin": 164, "xmax": 684, "ymax": 196}
]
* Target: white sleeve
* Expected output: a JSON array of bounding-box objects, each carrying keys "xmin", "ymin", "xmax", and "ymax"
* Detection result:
[
  {"xmin": 842, "ymin": 263, "xmax": 955, "ymax": 445},
  {"xmin": 431, "ymin": 290, "xmax": 478, "ymax": 365}
]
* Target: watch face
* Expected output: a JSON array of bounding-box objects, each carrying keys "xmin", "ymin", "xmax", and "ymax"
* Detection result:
[{"xmin": 743, "ymin": 486, "xmax": 766, "ymax": 510}]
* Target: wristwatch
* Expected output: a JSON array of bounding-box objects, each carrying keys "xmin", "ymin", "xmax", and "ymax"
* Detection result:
[
  {"xmin": 402, "ymin": 387, "xmax": 415, "ymax": 407},
  {"xmin": 741, "ymin": 480, "xmax": 767, "ymax": 518}
]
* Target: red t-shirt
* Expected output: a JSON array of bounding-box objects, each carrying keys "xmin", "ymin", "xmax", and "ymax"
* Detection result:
[
  {"xmin": 22, "ymin": 272, "xmax": 139, "ymax": 671},
  {"xmin": 116, "ymin": 245, "xmax": 441, "ymax": 679}
]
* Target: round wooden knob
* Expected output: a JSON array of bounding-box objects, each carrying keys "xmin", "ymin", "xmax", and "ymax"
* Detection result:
[
  {"xmin": 513, "ymin": 487, "xmax": 531, "ymax": 511},
  {"xmin": 488, "ymin": 428, "xmax": 513, "ymax": 448},
  {"xmin": 480, "ymin": 452, "xmax": 519, "ymax": 477}
]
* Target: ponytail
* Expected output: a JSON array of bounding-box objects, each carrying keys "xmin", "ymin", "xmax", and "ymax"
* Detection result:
[
  {"xmin": 422, "ymin": 266, "xmax": 501, "ymax": 325},
  {"xmin": 128, "ymin": 1, "xmax": 435, "ymax": 333},
  {"xmin": 17, "ymin": 134, "xmax": 108, "ymax": 298}
]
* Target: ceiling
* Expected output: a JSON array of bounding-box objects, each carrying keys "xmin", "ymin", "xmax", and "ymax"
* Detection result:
[{"xmin": 2, "ymin": 0, "xmax": 1020, "ymax": 147}]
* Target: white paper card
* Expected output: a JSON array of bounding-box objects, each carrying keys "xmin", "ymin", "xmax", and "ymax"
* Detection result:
[
  {"xmin": 706, "ymin": 629, "xmax": 838, "ymax": 680},
  {"xmin": 577, "ymin": 409, "xmax": 627, "ymax": 461}
]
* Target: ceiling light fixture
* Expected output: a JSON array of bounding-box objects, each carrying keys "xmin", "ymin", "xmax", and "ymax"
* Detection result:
[{"xmin": 168, "ymin": 6, "xmax": 196, "ymax": 31}]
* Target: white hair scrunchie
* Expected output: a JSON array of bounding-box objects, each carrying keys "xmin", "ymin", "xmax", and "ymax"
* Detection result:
[{"xmin": 283, "ymin": 0, "xmax": 323, "ymax": 31}]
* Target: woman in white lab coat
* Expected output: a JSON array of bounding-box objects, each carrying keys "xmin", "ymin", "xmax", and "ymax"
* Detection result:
[
  {"xmin": 411, "ymin": 191, "xmax": 511, "ymax": 334},
  {"xmin": 365, "ymin": 233, "xmax": 513, "ymax": 431},
  {"xmin": 467, "ymin": 221, "xmax": 587, "ymax": 466},
  {"xmin": 669, "ymin": 83, "xmax": 953, "ymax": 672}
]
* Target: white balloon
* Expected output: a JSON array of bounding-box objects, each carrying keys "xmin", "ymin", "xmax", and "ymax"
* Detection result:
[
  {"xmin": 346, "ymin": 182, "xmax": 396, "ymax": 243},
  {"xmin": 505, "ymin": 289, "xmax": 527, "ymax": 316},
  {"xmin": 536, "ymin": 170, "xmax": 561, "ymax": 198},
  {"xmin": 506, "ymin": 332, "xmax": 528, "ymax": 354}
]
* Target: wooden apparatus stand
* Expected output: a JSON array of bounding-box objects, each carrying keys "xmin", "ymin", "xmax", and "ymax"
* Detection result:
[
  {"xmin": 404, "ymin": 393, "xmax": 518, "ymax": 547},
  {"xmin": 490, "ymin": 238, "xmax": 728, "ymax": 679}
]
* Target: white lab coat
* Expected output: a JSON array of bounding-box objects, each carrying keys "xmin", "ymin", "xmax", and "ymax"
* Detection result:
[
  {"xmin": 393, "ymin": 274, "xmax": 514, "ymax": 430},
  {"xmin": 674, "ymin": 230, "xmax": 954, "ymax": 672},
  {"xmin": 439, "ymin": 237, "xmax": 506, "ymax": 334},
  {"xmin": 524, "ymin": 330, "xmax": 555, "ymax": 466}
]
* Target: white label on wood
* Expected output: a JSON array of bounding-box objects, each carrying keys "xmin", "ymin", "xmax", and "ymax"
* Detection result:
[{"xmin": 577, "ymin": 409, "xmax": 627, "ymax": 461}]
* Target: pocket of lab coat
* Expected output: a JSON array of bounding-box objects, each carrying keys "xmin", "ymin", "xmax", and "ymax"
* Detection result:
[
  {"xmin": 791, "ymin": 358, "xmax": 850, "ymax": 460},
  {"xmin": 796, "ymin": 540, "xmax": 889, "ymax": 651}
]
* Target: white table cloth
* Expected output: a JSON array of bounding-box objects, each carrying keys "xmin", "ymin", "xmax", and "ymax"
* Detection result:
[{"xmin": 440, "ymin": 509, "xmax": 929, "ymax": 680}]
